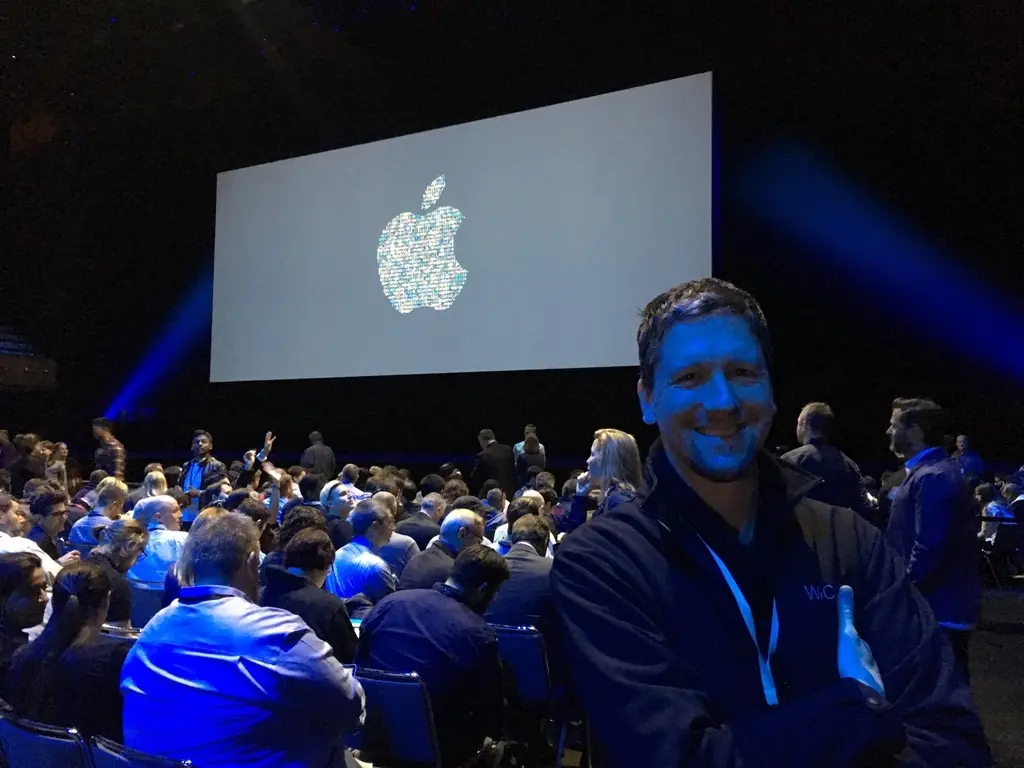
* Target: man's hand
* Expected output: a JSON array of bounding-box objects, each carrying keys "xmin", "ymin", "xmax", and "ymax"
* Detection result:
[
  {"xmin": 187, "ymin": 488, "xmax": 201, "ymax": 499},
  {"xmin": 263, "ymin": 432, "xmax": 276, "ymax": 453},
  {"xmin": 243, "ymin": 450, "xmax": 257, "ymax": 470},
  {"xmin": 837, "ymin": 585, "xmax": 885, "ymax": 696},
  {"xmin": 576, "ymin": 472, "xmax": 591, "ymax": 495},
  {"xmin": 58, "ymin": 551, "xmax": 81, "ymax": 566},
  {"xmin": 263, "ymin": 462, "xmax": 282, "ymax": 485}
]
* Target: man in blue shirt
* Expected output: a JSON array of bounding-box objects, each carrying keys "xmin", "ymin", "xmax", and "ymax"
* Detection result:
[
  {"xmin": 126, "ymin": 495, "xmax": 186, "ymax": 586},
  {"xmin": 69, "ymin": 484, "xmax": 126, "ymax": 547},
  {"xmin": 512, "ymin": 424, "xmax": 546, "ymax": 463},
  {"xmin": 357, "ymin": 545, "xmax": 509, "ymax": 768},
  {"xmin": 953, "ymin": 434, "xmax": 985, "ymax": 480},
  {"xmin": 885, "ymin": 399, "xmax": 981, "ymax": 680},
  {"xmin": 325, "ymin": 498, "xmax": 396, "ymax": 613},
  {"xmin": 121, "ymin": 512, "xmax": 364, "ymax": 767}
]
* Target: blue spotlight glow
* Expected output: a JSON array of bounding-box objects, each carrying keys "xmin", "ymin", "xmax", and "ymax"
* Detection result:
[
  {"xmin": 105, "ymin": 270, "xmax": 214, "ymax": 419},
  {"xmin": 734, "ymin": 141, "xmax": 1024, "ymax": 380}
]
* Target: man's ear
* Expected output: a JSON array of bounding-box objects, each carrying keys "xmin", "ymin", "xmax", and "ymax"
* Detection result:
[{"xmin": 637, "ymin": 380, "xmax": 656, "ymax": 425}]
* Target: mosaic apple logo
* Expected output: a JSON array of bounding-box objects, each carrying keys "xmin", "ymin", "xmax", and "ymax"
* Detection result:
[{"xmin": 376, "ymin": 174, "xmax": 467, "ymax": 314}]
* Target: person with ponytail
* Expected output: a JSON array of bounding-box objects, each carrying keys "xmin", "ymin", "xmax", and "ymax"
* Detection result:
[
  {"xmin": 7, "ymin": 560, "xmax": 129, "ymax": 741},
  {"xmin": 86, "ymin": 518, "xmax": 149, "ymax": 626}
]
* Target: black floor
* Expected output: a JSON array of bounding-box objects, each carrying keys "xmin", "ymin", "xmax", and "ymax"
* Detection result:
[{"xmin": 973, "ymin": 590, "xmax": 1024, "ymax": 768}]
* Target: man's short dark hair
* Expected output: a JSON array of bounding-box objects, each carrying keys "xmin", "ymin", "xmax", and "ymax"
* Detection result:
[
  {"xmin": 22, "ymin": 478, "xmax": 53, "ymax": 500},
  {"xmin": 506, "ymin": 497, "xmax": 537, "ymax": 529},
  {"xmin": 400, "ymin": 479, "xmax": 418, "ymax": 504},
  {"xmin": 284, "ymin": 528, "xmax": 335, "ymax": 572},
  {"xmin": 89, "ymin": 470, "xmax": 109, "ymax": 485},
  {"xmin": 524, "ymin": 423, "xmax": 537, "ymax": 435},
  {"xmin": 537, "ymin": 487, "xmax": 558, "ymax": 507},
  {"xmin": 637, "ymin": 277, "xmax": 772, "ymax": 390},
  {"xmin": 800, "ymin": 402, "xmax": 835, "ymax": 439},
  {"xmin": 478, "ymin": 429, "xmax": 496, "ymax": 443},
  {"xmin": 29, "ymin": 488, "xmax": 69, "ymax": 518},
  {"xmin": 223, "ymin": 489, "xmax": 252, "ymax": 511},
  {"xmin": 91, "ymin": 417, "xmax": 113, "ymax": 431},
  {"xmin": 450, "ymin": 545, "xmax": 510, "ymax": 593},
  {"xmin": 485, "ymin": 488, "xmax": 505, "ymax": 509},
  {"xmin": 438, "ymin": 462, "xmax": 457, "ymax": 479},
  {"xmin": 299, "ymin": 473, "xmax": 325, "ymax": 502},
  {"xmin": 309, "ymin": 431, "xmax": 323, "ymax": 444},
  {"xmin": 526, "ymin": 465, "xmax": 543, "ymax": 481},
  {"xmin": 279, "ymin": 506, "xmax": 328, "ymax": 550},
  {"xmin": 534, "ymin": 471, "xmax": 556, "ymax": 490},
  {"xmin": 892, "ymin": 398, "xmax": 949, "ymax": 447},
  {"xmin": 420, "ymin": 474, "xmax": 445, "ymax": 496},
  {"xmin": 200, "ymin": 481, "xmax": 228, "ymax": 510},
  {"xmin": 350, "ymin": 498, "xmax": 391, "ymax": 537},
  {"xmin": 452, "ymin": 495, "xmax": 487, "ymax": 515},
  {"xmin": 561, "ymin": 478, "xmax": 577, "ymax": 498},
  {"xmin": 340, "ymin": 464, "xmax": 360, "ymax": 484},
  {"xmin": 95, "ymin": 485, "xmax": 127, "ymax": 510},
  {"xmin": 163, "ymin": 466, "xmax": 182, "ymax": 487},
  {"xmin": 365, "ymin": 475, "xmax": 401, "ymax": 498},
  {"xmin": 192, "ymin": 429, "xmax": 213, "ymax": 442},
  {"xmin": 511, "ymin": 514, "xmax": 550, "ymax": 554},
  {"xmin": 237, "ymin": 497, "xmax": 272, "ymax": 528},
  {"xmin": 143, "ymin": 462, "xmax": 163, "ymax": 475},
  {"xmin": 478, "ymin": 479, "xmax": 501, "ymax": 496}
]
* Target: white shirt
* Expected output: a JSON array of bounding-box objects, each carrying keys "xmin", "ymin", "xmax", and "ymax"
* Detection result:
[
  {"xmin": 126, "ymin": 524, "xmax": 188, "ymax": 585},
  {"xmin": 121, "ymin": 584, "xmax": 365, "ymax": 768},
  {"xmin": 0, "ymin": 530, "xmax": 62, "ymax": 581}
]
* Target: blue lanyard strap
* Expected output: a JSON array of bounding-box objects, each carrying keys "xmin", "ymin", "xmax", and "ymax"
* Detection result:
[{"xmin": 699, "ymin": 537, "xmax": 780, "ymax": 706}]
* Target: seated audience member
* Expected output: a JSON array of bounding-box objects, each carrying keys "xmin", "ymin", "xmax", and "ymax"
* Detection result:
[
  {"xmin": 482, "ymin": 488, "xmax": 507, "ymax": 542},
  {"xmin": 69, "ymin": 484, "xmax": 127, "ymax": 547},
  {"xmin": 357, "ymin": 546, "xmax": 509, "ymax": 768},
  {"xmin": 235, "ymin": 497, "xmax": 272, "ymax": 547},
  {"xmin": 492, "ymin": 494, "xmax": 544, "ymax": 555},
  {"xmin": 162, "ymin": 465, "xmax": 182, "ymax": 492},
  {"xmin": 399, "ymin": 510, "xmax": 485, "ymax": 591},
  {"xmin": 125, "ymin": 465, "xmax": 165, "ymax": 511},
  {"xmin": 515, "ymin": 433, "xmax": 547, "ymax": 490},
  {"xmin": 320, "ymin": 480, "xmax": 357, "ymax": 549},
  {"xmin": 325, "ymin": 499, "xmax": 396, "ymax": 613},
  {"xmin": 121, "ymin": 512, "xmax": 365, "ymax": 767},
  {"xmin": 86, "ymin": 519, "xmax": 148, "ymax": 625},
  {"xmin": 0, "ymin": 494, "xmax": 77, "ymax": 579},
  {"xmin": 261, "ymin": 529, "xmax": 358, "ymax": 663},
  {"xmin": 442, "ymin": 477, "xmax": 470, "ymax": 506},
  {"xmin": 420, "ymin": 473, "xmax": 446, "ymax": 498},
  {"xmin": 9, "ymin": 434, "xmax": 47, "ymax": 498},
  {"xmin": 299, "ymin": 472, "xmax": 325, "ymax": 505},
  {"xmin": 976, "ymin": 483, "xmax": 1015, "ymax": 546},
  {"xmin": 71, "ymin": 469, "xmax": 105, "ymax": 508},
  {"xmin": 201, "ymin": 479, "xmax": 233, "ymax": 510},
  {"xmin": 396, "ymin": 492, "xmax": 445, "ymax": 551},
  {"xmin": 484, "ymin": 515, "xmax": 558, "ymax": 651},
  {"xmin": 438, "ymin": 462, "xmax": 459, "ymax": 481},
  {"xmin": 163, "ymin": 508, "xmax": 229, "ymax": 606},
  {"xmin": 76, "ymin": 471, "xmax": 117, "ymax": 511},
  {"xmin": 27, "ymin": 487, "xmax": 71, "ymax": 560},
  {"xmin": 399, "ymin": 478, "xmax": 421, "ymax": 518},
  {"xmin": 372, "ymin": 491, "xmax": 420, "ymax": 577},
  {"xmin": 261, "ymin": 505, "xmax": 328, "ymax": 585},
  {"xmin": 782, "ymin": 403, "xmax": 873, "ymax": 518},
  {"xmin": 0, "ymin": 470, "xmax": 10, "ymax": 494},
  {"xmin": 45, "ymin": 443, "xmax": 69, "ymax": 491},
  {"xmin": 222, "ymin": 487, "xmax": 257, "ymax": 511},
  {"xmin": 553, "ymin": 428, "xmax": 640, "ymax": 535},
  {"xmin": 0, "ymin": 552, "xmax": 48, "ymax": 691},
  {"xmin": 7, "ymin": 561, "xmax": 129, "ymax": 742},
  {"xmin": 126, "ymin": 495, "xmax": 186, "ymax": 586}
]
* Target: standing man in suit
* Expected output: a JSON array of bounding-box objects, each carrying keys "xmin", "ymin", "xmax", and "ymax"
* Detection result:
[
  {"xmin": 471, "ymin": 429, "xmax": 516, "ymax": 498},
  {"xmin": 884, "ymin": 398, "xmax": 980, "ymax": 681},
  {"xmin": 301, "ymin": 431, "xmax": 336, "ymax": 481}
]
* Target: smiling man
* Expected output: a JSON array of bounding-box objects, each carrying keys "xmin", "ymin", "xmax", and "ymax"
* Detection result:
[{"xmin": 551, "ymin": 278, "xmax": 989, "ymax": 767}]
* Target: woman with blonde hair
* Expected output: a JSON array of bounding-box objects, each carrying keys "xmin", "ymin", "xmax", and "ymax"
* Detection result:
[
  {"xmin": 142, "ymin": 471, "xmax": 168, "ymax": 499},
  {"xmin": 45, "ymin": 443, "xmax": 69, "ymax": 491},
  {"xmin": 85, "ymin": 518, "xmax": 148, "ymax": 626},
  {"xmin": 556, "ymin": 429, "xmax": 641, "ymax": 534}
]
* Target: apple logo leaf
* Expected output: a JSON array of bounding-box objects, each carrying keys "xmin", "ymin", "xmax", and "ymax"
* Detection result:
[{"xmin": 421, "ymin": 174, "xmax": 446, "ymax": 210}]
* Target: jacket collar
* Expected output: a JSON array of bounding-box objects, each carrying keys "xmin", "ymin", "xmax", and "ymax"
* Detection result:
[
  {"xmin": 903, "ymin": 446, "xmax": 945, "ymax": 474},
  {"xmin": 508, "ymin": 540, "xmax": 545, "ymax": 559},
  {"xmin": 263, "ymin": 564, "xmax": 311, "ymax": 592}
]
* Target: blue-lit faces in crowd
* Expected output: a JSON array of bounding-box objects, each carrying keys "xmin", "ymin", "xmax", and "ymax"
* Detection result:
[{"xmin": 638, "ymin": 313, "xmax": 775, "ymax": 482}]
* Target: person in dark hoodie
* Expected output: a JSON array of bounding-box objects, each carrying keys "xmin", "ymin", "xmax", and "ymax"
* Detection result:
[
  {"xmin": 782, "ymin": 402, "xmax": 873, "ymax": 520},
  {"xmin": 260, "ymin": 529, "xmax": 357, "ymax": 663},
  {"xmin": 884, "ymin": 398, "xmax": 981, "ymax": 682},
  {"xmin": 551, "ymin": 277, "xmax": 990, "ymax": 768}
]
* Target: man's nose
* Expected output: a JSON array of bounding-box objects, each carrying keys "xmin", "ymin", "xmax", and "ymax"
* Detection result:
[{"xmin": 702, "ymin": 369, "xmax": 741, "ymax": 412}]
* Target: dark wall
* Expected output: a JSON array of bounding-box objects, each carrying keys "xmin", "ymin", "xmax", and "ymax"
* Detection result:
[{"xmin": 2, "ymin": 1, "xmax": 1021, "ymax": 475}]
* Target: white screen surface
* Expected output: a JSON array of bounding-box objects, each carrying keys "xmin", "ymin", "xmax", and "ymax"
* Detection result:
[{"xmin": 211, "ymin": 72, "xmax": 712, "ymax": 382}]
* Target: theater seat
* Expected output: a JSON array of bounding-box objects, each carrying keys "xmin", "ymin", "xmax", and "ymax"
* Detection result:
[
  {"xmin": 0, "ymin": 712, "xmax": 90, "ymax": 768},
  {"xmin": 128, "ymin": 581, "xmax": 165, "ymax": 628},
  {"xmin": 89, "ymin": 735, "xmax": 192, "ymax": 767},
  {"xmin": 351, "ymin": 668, "xmax": 442, "ymax": 767}
]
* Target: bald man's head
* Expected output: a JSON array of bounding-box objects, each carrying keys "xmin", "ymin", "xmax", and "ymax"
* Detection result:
[
  {"xmin": 440, "ymin": 509, "xmax": 484, "ymax": 553},
  {"xmin": 133, "ymin": 494, "xmax": 183, "ymax": 532},
  {"xmin": 371, "ymin": 491, "xmax": 398, "ymax": 518}
]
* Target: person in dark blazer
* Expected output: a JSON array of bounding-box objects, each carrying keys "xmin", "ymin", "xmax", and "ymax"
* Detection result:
[
  {"xmin": 514, "ymin": 434, "xmax": 547, "ymax": 491},
  {"xmin": 260, "ymin": 529, "xmax": 357, "ymax": 663},
  {"xmin": 485, "ymin": 515, "xmax": 559, "ymax": 665},
  {"xmin": 180, "ymin": 430, "xmax": 227, "ymax": 526},
  {"xmin": 395, "ymin": 493, "xmax": 444, "ymax": 551},
  {"xmin": 782, "ymin": 402, "xmax": 872, "ymax": 519},
  {"xmin": 397, "ymin": 510, "xmax": 484, "ymax": 590},
  {"xmin": 300, "ymin": 431, "xmax": 336, "ymax": 482},
  {"xmin": 884, "ymin": 397, "xmax": 981, "ymax": 681},
  {"xmin": 470, "ymin": 429, "xmax": 516, "ymax": 498}
]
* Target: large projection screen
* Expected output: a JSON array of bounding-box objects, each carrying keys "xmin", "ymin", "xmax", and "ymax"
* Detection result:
[{"xmin": 211, "ymin": 72, "xmax": 712, "ymax": 382}]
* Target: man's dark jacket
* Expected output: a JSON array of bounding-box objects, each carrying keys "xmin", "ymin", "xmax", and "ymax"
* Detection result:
[
  {"xmin": 395, "ymin": 512, "xmax": 441, "ymax": 552},
  {"xmin": 470, "ymin": 442, "xmax": 516, "ymax": 498},
  {"xmin": 782, "ymin": 441, "xmax": 871, "ymax": 519},
  {"xmin": 551, "ymin": 440, "xmax": 989, "ymax": 768},
  {"xmin": 301, "ymin": 442, "xmax": 336, "ymax": 481},
  {"xmin": 884, "ymin": 448, "xmax": 981, "ymax": 628},
  {"xmin": 260, "ymin": 566, "xmax": 357, "ymax": 663},
  {"xmin": 397, "ymin": 541, "xmax": 456, "ymax": 591}
]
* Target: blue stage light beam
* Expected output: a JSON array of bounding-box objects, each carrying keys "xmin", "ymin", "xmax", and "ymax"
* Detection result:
[
  {"xmin": 734, "ymin": 141, "xmax": 1024, "ymax": 380},
  {"xmin": 105, "ymin": 269, "xmax": 214, "ymax": 419}
]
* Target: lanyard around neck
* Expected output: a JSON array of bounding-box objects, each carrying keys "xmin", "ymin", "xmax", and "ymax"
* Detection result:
[{"xmin": 699, "ymin": 537, "xmax": 780, "ymax": 706}]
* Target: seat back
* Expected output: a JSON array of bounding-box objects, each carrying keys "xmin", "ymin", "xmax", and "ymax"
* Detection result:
[
  {"xmin": 0, "ymin": 713, "xmax": 90, "ymax": 768},
  {"xmin": 128, "ymin": 581, "xmax": 165, "ymax": 628},
  {"xmin": 492, "ymin": 624, "xmax": 551, "ymax": 706},
  {"xmin": 354, "ymin": 668, "xmax": 441, "ymax": 768},
  {"xmin": 89, "ymin": 735, "xmax": 191, "ymax": 767}
]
